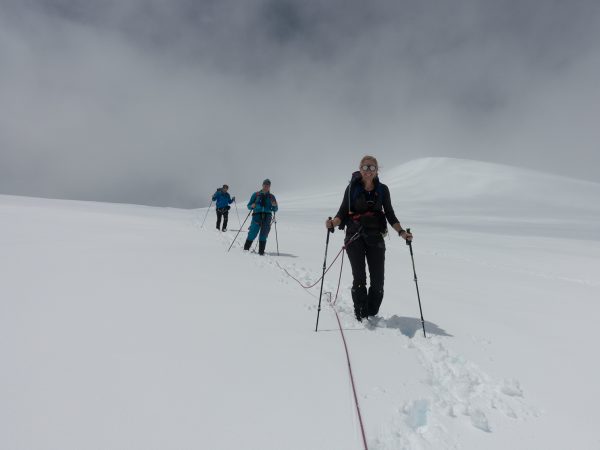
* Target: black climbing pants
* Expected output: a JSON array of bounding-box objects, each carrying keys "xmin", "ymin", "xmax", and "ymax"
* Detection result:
[
  {"xmin": 216, "ymin": 208, "xmax": 229, "ymax": 230},
  {"xmin": 345, "ymin": 232, "xmax": 386, "ymax": 316}
]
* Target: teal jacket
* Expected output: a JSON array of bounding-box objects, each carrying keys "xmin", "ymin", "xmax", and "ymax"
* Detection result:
[{"xmin": 247, "ymin": 191, "xmax": 278, "ymax": 214}]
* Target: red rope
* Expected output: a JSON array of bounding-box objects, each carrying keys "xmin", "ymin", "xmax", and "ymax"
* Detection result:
[
  {"xmin": 276, "ymin": 247, "xmax": 344, "ymax": 289},
  {"xmin": 276, "ymin": 232, "xmax": 359, "ymax": 291},
  {"xmin": 332, "ymin": 249, "xmax": 345, "ymax": 306},
  {"xmin": 275, "ymin": 245, "xmax": 369, "ymax": 450},
  {"xmin": 327, "ymin": 294, "xmax": 369, "ymax": 450}
]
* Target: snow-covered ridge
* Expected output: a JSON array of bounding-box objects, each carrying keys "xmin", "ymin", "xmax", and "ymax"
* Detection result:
[
  {"xmin": 281, "ymin": 157, "xmax": 600, "ymax": 238},
  {"xmin": 386, "ymin": 157, "xmax": 600, "ymax": 206},
  {"xmin": 283, "ymin": 157, "xmax": 600, "ymax": 208}
]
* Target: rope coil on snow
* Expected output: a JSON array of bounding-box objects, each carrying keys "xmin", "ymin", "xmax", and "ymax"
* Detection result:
[{"xmin": 276, "ymin": 247, "xmax": 344, "ymax": 289}]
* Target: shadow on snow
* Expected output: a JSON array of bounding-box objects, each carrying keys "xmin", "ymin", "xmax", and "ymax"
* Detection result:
[{"xmin": 366, "ymin": 315, "xmax": 453, "ymax": 338}]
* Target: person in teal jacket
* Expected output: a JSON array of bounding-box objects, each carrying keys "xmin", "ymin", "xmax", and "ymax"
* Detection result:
[
  {"xmin": 212, "ymin": 184, "xmax": 235, "ymax": 231},
  {"xmin": 243, "ymin": 179, "xmax": 278, "ymax": 255}
]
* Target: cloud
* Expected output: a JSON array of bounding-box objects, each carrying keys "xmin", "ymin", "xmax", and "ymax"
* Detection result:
[{"xmin": 1, "ymin": 0, "xmax": 599, "ymax": 207}]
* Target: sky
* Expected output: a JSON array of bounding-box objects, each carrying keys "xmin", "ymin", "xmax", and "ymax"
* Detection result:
[{"xmin": 1, "ymin": 0, "xmax": 599, "ymax": 207}]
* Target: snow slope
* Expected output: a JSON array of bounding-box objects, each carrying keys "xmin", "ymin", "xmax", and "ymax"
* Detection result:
[
  {"xmin": 2, "ymin": 158, "xmax": 599, "ymax": 450},
  {"xmin": 283, "ymin": 157, "xmax": 600, "ymax": 239}
]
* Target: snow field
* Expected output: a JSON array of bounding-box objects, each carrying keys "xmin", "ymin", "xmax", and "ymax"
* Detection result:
[{"xmin": 2, "ymin": 158, "xmax": 600, "ymax": 449}]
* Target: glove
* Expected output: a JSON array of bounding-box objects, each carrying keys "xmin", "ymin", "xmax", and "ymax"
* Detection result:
[
  {"xmin": 232, "ymin": 196, "xmax": 236, "ymax": 201},
  {"xmin": 325, "ymin": 217, "xmax": 335, "ymax": 232}
]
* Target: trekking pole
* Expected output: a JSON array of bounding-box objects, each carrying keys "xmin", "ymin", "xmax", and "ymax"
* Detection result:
[
  {"xmin": 406, "ymin": 228, "xmax": 426, "ymax": 338},
  {"xmin": 234, "ymin": 200, "xmax": 241, "ymax": 228},
  {"xmin": 201, "ymin": 200, "xmax": 213, "ymax": 228},
  {"xmin": 315, "ymin": 218, "xmax": 334, "ymax": 332},
  {"xmin": 273, "ymin": 213, "xmax": 280, "ymax": 256},
  {"xmin": 228, "ymin": 210, "xmax": 252, "ymax": 252}
]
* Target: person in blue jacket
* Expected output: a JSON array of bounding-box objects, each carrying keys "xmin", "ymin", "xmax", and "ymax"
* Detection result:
[
  {"xmin": 212, "ymin": 184, "xmax": 235, "ymax": 231},
  {"xmin": 243, "ymin": 179, "xmax": 278, "ymax": 255}
]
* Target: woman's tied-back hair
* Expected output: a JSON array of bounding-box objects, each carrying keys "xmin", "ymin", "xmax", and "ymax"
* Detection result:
[{"xmin": 360, "ymin": 155, "xmax": 379, "ymax": 169}]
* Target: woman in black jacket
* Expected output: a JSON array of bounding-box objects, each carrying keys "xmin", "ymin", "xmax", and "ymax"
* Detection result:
[{"xmin": 326, "ymin": 155, "xmax": 412, "ymax": 321}]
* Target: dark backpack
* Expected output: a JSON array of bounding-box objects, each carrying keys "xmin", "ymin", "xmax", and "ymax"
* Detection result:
[
  {"xmin": 341, "ymin": 172, "xmax": 387, "ymax": 233},
  {"xmin": 255, "ymin": 191, "xmax": 273, "ymax": 208},
  {"xmin": 347, "ymin": 171, "xmax": 385, "ymax": 210}
]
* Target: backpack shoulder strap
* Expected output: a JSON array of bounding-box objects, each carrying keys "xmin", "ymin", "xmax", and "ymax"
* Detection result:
[
  {"xmin": 350, "ymin": 183, "xmax": 364, "ymax": 204},
  {"xmin": 376, "ymin": 182, "xmax": 385, "ymax": 201}
]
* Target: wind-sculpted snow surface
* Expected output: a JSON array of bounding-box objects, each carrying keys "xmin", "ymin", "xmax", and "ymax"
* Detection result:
[{"xmin": 2, "ymin": 158, "xmax": 600, "ymax": 450}]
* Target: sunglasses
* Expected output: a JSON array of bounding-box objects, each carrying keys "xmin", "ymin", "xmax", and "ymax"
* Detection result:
[{"xmin": 360, "ymin": 164, "xmax": 377, "ymax": 172}]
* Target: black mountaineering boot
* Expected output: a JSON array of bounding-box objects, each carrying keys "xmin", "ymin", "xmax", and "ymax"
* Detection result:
[
  {"xmin": 366, "ymin": 287, "xmax": 384, "ymax": 317},
  {"xmin": 258, "ymin": 241, "xmax": 266, "ymax": 255},
  {"xmin": 243, "ymin": 240, "xmax": 253, "ymax": 251},
  {"xmin": 351, "ymin": 285, "xmax": 368, "ymax": 321}
]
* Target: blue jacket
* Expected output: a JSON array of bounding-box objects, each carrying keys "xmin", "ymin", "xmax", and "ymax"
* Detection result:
[
  {"xmin": 247, "ymin": 191, "xmax": 278, "ymax": 214},
  {"xmin": 212, "ymin": 190, "xmax": 234, "ymax": 209}
]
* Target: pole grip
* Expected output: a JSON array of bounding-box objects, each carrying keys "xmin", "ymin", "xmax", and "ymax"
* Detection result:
[
  {"xmin": 405, "ymin": 227, "xmax": 412, "ymax": 246},
  {"xmin": 327, "ymin": 216, "xmax": 334, "ymax": 233}
]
